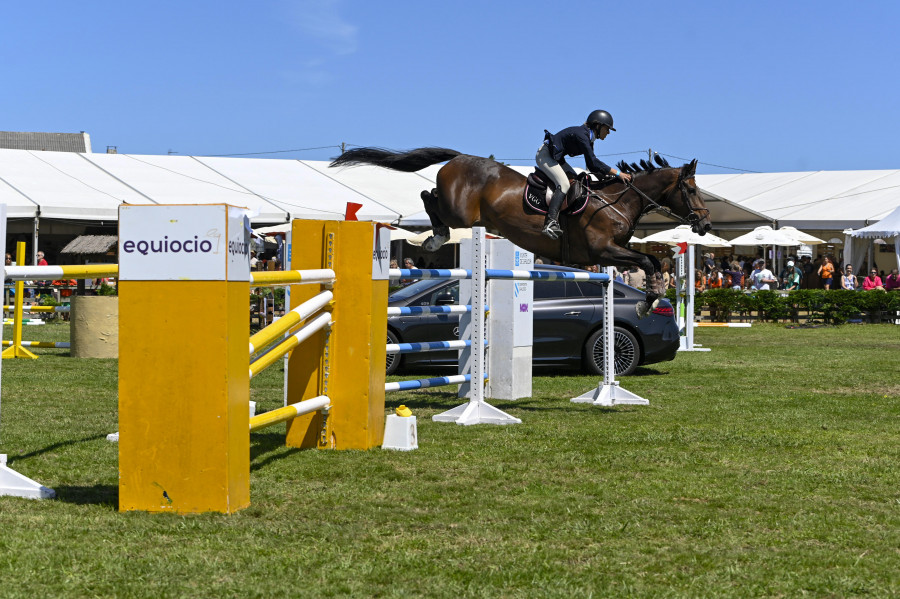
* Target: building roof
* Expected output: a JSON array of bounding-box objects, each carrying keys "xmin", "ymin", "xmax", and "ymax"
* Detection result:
[
  {"xmin": 0, "ymin": 131, "xmax": 91, "ymax": 153},
  {"xmin": 60, "ymin": 235, "xmax": 118, "ymax": 255}
]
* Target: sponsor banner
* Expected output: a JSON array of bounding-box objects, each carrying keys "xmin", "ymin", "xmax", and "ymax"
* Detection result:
[
  {"xmin": 372, "ymin": 224, "xmax": 391, "ymax": 280},
  {"xmin": 119, "ymin": 204, "xmax": 251, "ymax": 281}
]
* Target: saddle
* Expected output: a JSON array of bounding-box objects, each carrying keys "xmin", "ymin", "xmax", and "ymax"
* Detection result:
[{"xmin": 524, "ymin": 170, "xmax": 615, "ymax": 215}]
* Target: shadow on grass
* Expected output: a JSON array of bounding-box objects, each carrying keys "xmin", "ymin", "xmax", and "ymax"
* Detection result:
[
  {"xmin": 53, "ymin": 485, "xmax": 117, "ymax": 507},
  {"xmin": 250, "ymin": 431, "xmax": 304, "ymax": 472},
  {"xmin": 6, "ymin": 433, "xmax": 108, "ymax": 464}
]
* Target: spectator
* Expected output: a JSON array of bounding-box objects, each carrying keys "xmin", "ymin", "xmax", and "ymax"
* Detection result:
[
  {"xmin": 707, "ymin": 267, "xmax": 723, "ymax": 289},
  {"xmin": 724, "ymin": 262, "xmax": 744, "ymax": 290},
  {"xmin": 840, "ymin": 265, "xmax": 859, "ymax": 290},
  {"xmin": 782, "ymin": 260, "xmax": 802, "ymax": 290},
  {"xmin": 885, "ymin": 268, "xmax": 900, "ymax": 291},
  {"xmin": 817, "ymin": 256, "xmax": 835, "ymax": 290},
  {"xmin": 799, "ymin": 256, "xmax": 814, "ymax": 288},
  {"xmin": 750, "ymin": 260, "xmax": 777, "ymax": 290},
  {"xmin": 660, "ymin": 261, "xmax": 672, "ymax": 289},
  {"xmin": 4, "ymin": 253, "xmax": 11, "ymax": 266},
  {"xmin": 36, "ymin": 251, "xmax": 48, "ymax": 267},
  {"xmin": 862, "ymin": 268, "xmax": 885, "ymax": 291},
  {"xmin": 250, "ymin": 251, "xmax": 259, "ymax": 270},
  {"xmin": 623, "ymin": 265, "xmax": 646, "ymax": 289}
]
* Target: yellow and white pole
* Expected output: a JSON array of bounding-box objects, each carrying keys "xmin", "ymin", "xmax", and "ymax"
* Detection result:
[
  {"xmin": 117, "ymin": 204, "xmax": 251, "ymax": 514},
  {"xmin": 2, "ymin": 242, "xmax": 37, "ymax": 360}
]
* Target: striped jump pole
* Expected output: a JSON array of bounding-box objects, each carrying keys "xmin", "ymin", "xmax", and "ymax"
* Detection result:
[
  {"xmin": 249, "ymin": 290, "xmax": 333, "ymax": 355},
  {"xmin": 250, "ymin": 269, "xmax": 335, "ymax": 287},
  {"xmin": 249, "ymin": 395, "xmax": 330, "ymax": 432},
  {"xmin": 3, "ymin": 259, "xmax": 117, "ymax": 360},
  {"xmin": 1, "ymin": 341, "xmax": 70, "ymax": 348},
  {"xmin": 249, "ymin": 312, "xmax": 331, "ymax": 378},
  {"xmin": 2, "ymin": 305, "xmax": 70, "ymax": 312}
]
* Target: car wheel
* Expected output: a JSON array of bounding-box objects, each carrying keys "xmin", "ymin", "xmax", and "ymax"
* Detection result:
[
  {"xmin": 584, "ymin": 326, "xmax": 640, "ymax": 377},
  {"xmin": 386, "ymin": 329, "xmax": 401, "ymax": 375}
]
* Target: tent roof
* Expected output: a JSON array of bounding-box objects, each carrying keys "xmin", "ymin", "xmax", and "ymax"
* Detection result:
[
  {"xmin": 845, "ymin": 204, "xmax": 900, "ymax": 238},
  {"xmin": 696, "ymin": 171, "xmax": 900, "ymax": 230},
  {"xmin": 1, "ymin": 149, "xmax": 898, "ymax": 235}
]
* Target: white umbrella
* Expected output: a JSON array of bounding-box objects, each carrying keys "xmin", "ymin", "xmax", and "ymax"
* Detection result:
[
  {"xmin": 641, "ymin": 225, "xmax": 732, "ymax": 247},
  {"xmin": 386, "ymin": 226, "xmax": 420, "ymax": 242},
  {"xmin": 728, "ymin": 225, "xmax": 801, "ymax": 247},
  {"xmin": 406, "ymin": 228, "xmax": 502, "ymax": 246},
  {"xmin": 776, "ymin": 226, "xmax": 826, "ymax": 245}
]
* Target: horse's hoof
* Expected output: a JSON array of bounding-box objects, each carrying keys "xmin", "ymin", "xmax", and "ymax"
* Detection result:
[
  {"xmin": 423, "ymin": 236, "xmax": 439, "ymax": 252},
  {"xmin": 635, "ymin": 301, "xmax": 649, "ymax": 319},
  {"xmin": 650, "ymin": 298, "xmax": 660, "ymax": 311}
]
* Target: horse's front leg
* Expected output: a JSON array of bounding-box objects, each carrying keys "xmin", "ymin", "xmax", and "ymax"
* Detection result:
[{"xmin": 595, "ymin": 245, "xmax": 662, "ymax": 318}]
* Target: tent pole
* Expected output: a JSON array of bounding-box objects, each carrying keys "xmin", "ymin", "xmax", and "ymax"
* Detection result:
[{"xmin": 32, "ymin": 216, "xmax": 39, "ymax": 266}]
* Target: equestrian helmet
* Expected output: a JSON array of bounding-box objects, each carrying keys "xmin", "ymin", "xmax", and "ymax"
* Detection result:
[{"xmin": 586, "ymin": 109, "xmax": 616, "ymax": 132}]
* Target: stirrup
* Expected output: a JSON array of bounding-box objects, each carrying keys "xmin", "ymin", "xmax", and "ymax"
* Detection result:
[{"xmin": 542, "ymin": 219, "xmax": 562, "ymax": 240}]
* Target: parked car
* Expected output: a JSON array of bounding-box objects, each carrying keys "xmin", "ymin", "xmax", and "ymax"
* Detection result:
[{"xmin": 386, "ymin": 264, "xmax": 679, "ymax": 376}]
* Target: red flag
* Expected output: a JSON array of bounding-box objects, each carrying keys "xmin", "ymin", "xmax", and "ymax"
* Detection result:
[
  {"xmin": 345, "ymin": 202, "xmax": 362, "ymax": 221},
  {"xmin": 673, "ymin": 242, "xmax": 688, "ymax": 255}
]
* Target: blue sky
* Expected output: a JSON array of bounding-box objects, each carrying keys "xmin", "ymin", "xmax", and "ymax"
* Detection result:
[{"xmin": 2, "ymin": 0, "xmax": 898, "ymax": 174}]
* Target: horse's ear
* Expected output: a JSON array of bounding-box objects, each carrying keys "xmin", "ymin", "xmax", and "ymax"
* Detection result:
[{"xmin": 682, "ymin": 159, "xmax": 698, "ymax": 178}]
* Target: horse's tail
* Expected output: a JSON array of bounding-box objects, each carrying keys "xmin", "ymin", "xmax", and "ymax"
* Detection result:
[{"xmin": 330, "ymin": 147, "xmax": 461, "ymax": 172}]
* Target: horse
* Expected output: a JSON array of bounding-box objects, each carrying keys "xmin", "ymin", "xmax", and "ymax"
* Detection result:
[{"xmin": 330, "ymin": 147, "xmax": 712, "ymax": 316}]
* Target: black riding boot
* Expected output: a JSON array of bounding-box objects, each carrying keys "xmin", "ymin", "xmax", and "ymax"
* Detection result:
[{"xmin": 542, "ymin": 189, "xmax": 565, "ymax": 239}]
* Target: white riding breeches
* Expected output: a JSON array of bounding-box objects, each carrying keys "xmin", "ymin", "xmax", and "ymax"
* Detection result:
[{"xmin": 535, "ymin": 144, "xmax": 570, "ymax": 194}]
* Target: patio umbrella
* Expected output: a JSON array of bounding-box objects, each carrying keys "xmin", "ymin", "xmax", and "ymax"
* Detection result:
[
  {"xmin": 776, "ymin": 226, "xmax": 825, "ymax": 245},
  {"xmin": 406, "ymin": 228, "xmax": 502, "ymax": 246},
  {"xmin": 641, "ymin": 225, "xmax": 732, "ymax": 247},
  {"xmin": 728, "ymin": 225, "xmax": 801, "ymax": 247}
]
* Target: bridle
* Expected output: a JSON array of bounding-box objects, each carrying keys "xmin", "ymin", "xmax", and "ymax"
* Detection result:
[{"xmin": 623, "ymin": 170, "xmax": 709, "ymax": 228}]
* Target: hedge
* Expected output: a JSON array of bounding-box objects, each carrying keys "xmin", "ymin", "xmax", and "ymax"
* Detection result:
[{"xmin": 664, "ymin": 288, "xmax": 900, "ymax": 325}]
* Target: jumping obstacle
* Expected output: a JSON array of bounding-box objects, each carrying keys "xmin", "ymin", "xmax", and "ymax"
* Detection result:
[
  {"xmin": 388, "ymin": 228, "xmax": 648, "ymax": 419},
  {"xmin": 116, "ymin": 206, "xmax": 388, "ymax": 513},
  {"xmin": 674, "ymin": 245, "xmax": 711, "ymax": 352}
]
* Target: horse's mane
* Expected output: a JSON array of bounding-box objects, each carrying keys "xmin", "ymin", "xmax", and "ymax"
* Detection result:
[{"xmin": 617, "ymin": 153, "xmax": 673, "ymax": 176}]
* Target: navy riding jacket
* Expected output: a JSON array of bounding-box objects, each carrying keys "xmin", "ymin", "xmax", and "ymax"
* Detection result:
[{"xmin": 543, "ymin": 124, "xmax": 612, "ymax": 175}]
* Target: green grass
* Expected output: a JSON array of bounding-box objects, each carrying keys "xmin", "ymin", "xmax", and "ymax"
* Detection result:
[{"xmin": 1, "ymin": 322, "xmax": 899, "ymax": 598}]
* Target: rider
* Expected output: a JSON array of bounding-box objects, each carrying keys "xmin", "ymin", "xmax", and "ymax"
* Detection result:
[{"xmin": 536, "ymin": 109, "xmax": 633, "ymax": 239}]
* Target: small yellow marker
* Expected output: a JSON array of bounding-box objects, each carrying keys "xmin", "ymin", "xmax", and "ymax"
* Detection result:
[{"xmin": 396, "ymin": 405, "xmax": 412, "ymax": 417}]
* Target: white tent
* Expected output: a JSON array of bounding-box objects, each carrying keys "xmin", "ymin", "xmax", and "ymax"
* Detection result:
[{"xmin": 844, "ymin": 204, "xmax": 900, "ymax": 272}]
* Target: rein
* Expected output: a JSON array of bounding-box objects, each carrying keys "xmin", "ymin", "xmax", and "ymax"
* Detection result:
[{"xmin": 623, "ymin": 173, "xmax": 708, "ymax": 227}]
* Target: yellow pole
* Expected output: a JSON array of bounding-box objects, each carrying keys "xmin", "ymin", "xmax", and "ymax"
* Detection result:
[
  {"xmin": 2, "ymin": 242, "xmax": 37, "ymax": 360},
  {"xmin": 248, "ymin": 290, "xmax": 333, "ymax": 355},
  {"xmin": 249, "ymin": 312, "xmax": 331, "ymax": 378},
  {"xmin": 250, "ymin": 268, "xmax": 334, "ymax": 286},
  {"xmin": 249, "ymin": 396, "xmax": 330, "ymax": 432},
  {"xmin": 4, "ymin": 264, "xmax": 118, "ymax": 280}
]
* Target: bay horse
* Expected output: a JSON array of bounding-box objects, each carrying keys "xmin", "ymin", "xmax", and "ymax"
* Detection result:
[{"xmin": 330, "ymin": 147, "xmax": 712, "ymax": 315}]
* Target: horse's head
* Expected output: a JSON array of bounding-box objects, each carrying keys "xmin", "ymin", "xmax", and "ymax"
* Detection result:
[{"xmin": 670, "ymin": 159, "xmax": 712, "ymax": 235}]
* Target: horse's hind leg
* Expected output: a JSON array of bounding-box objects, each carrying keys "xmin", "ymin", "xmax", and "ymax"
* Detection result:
[{"xmin": 420, "ymin": 189, "xmax": 450, "ymax": 252}]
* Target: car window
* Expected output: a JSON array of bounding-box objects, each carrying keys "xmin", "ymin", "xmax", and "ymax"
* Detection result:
[
  {"xmin": 389, "ymin": 279, "xmax": 443, "ymax": 302},
  {"xmin": 533, "ymin": 280, "xmax": 568, "ymax": 299},
  {"xmin": 575, "ymin": 280, "xmax": 625, "ymax": 298}
]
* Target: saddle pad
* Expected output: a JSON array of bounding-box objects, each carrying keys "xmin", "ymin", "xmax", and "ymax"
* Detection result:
[{"xmin": 523, "ymin": 179, "xmax": 590, "ymax": 216}]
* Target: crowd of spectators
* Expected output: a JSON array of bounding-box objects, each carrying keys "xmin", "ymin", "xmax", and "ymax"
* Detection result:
[{"xmin": 691, "ymin": 252, "xmax": 899, "ymax": 293}]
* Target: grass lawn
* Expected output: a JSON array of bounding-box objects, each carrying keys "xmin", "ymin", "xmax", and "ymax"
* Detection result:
[{"xmin": 0, "ymin": 322, "xmax": 898, "ymax": 598}]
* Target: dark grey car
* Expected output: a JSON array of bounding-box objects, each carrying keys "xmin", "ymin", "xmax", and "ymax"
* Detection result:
[{"xmin": 387, "ymin": 264, "xmax": 679, "ymax": 376}]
